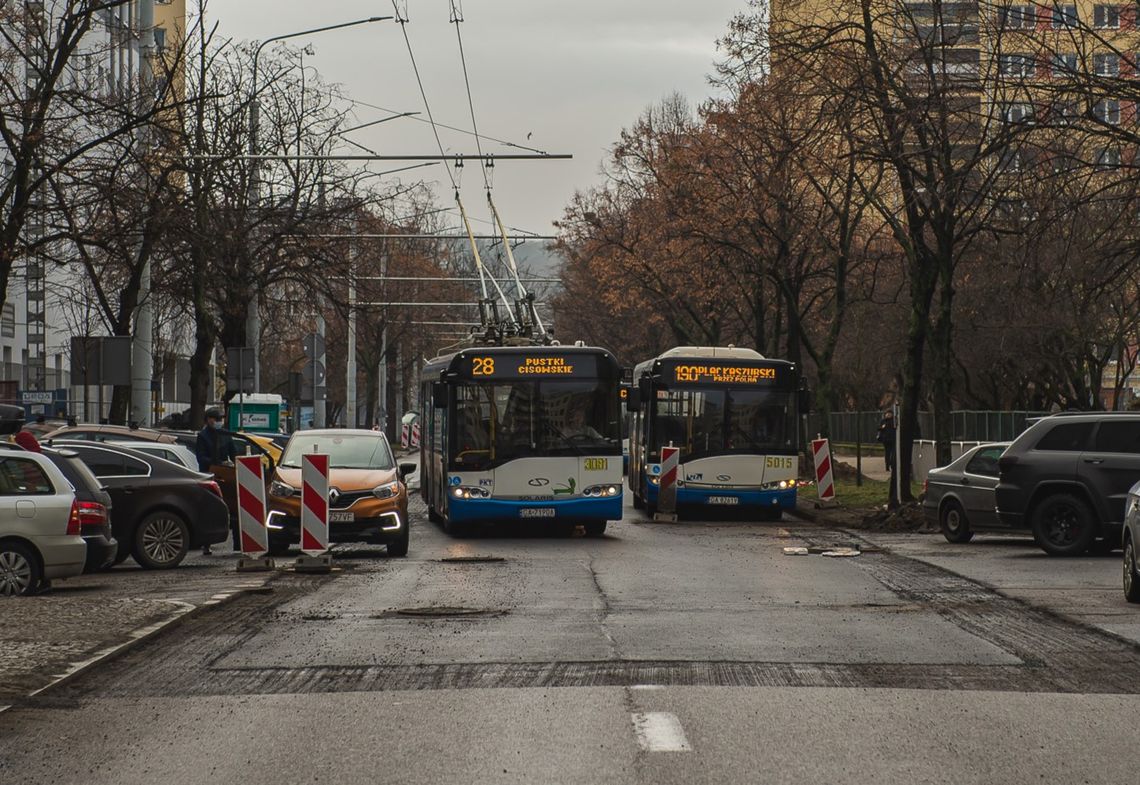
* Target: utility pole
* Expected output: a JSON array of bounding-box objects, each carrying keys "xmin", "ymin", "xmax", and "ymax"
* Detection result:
[
  {"xmin": 130, "ymin": 0, "xmax": 155, "ymax": 426},
  {"xmin": 345, "ymin": 219, "xmax": 357, "ymax": 428}
]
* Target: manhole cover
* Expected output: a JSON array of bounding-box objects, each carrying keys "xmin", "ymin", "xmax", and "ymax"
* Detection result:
[
  {"xmin": 439, "ymin": 556, "xmax": 505, "ymax": 563},
  {"xmin": 395, "ymin": 606, "xmax": 500, "ymax": 617}
]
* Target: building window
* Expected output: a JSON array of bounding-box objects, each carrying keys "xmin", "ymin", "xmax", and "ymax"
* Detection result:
[
  {"xmin": 1052, "ymin": 4, "xmax": 1078, "ymax": 28},
  {"xmin": 1, "ymin": 302, "xmax": 13, "ymax": 338},
  {"xmin": 1052, "ymin": 98, "xmax": 1082, "ymax": 124},
  {"xmin": 1052, "ymin": 52, "xmax": 1078, "ymax": 77},
  {"xmin": 1004, "ymin": 103, "xmax": 1034, "ymax": 124},
  {"xmin": 1095, "ymin": 147, "xmax": 1121, "ymax": 169},
  {"xmin": 1094, "ymin": 53, "xmax": 1121, "ymax": 76},
  {"xmin": 999, "ymin": 53, "xmax": 1035, "ymax": 77},
  {"xmin": 998, "ymin": 149, "xmax": 1025, "ymax": 172},
  {"xmin": 1094, "ymin": 5, "xmax": 1121, "ymax": 28},
  {"xmin": 1094, "ymin": 98, "xmax": 1121, "ymax": 124},
  {"xmin": 153, "ymin": 27, "xmax": 166, "ymax": 51},
  {"xmin": 999, "ymin": 4, "xmax": 1037, "ymax": 28}
]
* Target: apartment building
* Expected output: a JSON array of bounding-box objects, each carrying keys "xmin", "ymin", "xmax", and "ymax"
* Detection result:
[{"xmin": 1, "ymin": 1, "xmax": 186, "ymax": 419}]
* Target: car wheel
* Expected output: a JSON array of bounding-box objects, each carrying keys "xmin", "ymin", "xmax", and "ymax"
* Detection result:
[
  {"xmin": 584, "ymin": 521, "xmax": 607, "ymax": 537},
  {"xmin": 387, "ymin": 523, "xmax": 410, "ymax": 557},
  {"xmin": 0, "ymin": 542, "xmax": 42, "ymax": 597},
  {"xmin": 1032, "ymin": 493, "xmax": 1096, "ymax": 557},
  {"xmin": 133, "ymin": 511, "xmax": 190, "ymax": 569},
  {"xmin": 940, "ymin": 500, "xmax": 975, "ymax": 543},
  {"xmin": 1124, "ymin": 536, "xmax": 1140, "ymax": 604}
]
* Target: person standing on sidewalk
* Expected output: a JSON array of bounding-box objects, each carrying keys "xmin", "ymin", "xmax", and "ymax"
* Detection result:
[
  {"xmin": 196, "ymin": 409, "xmax": 235, "ymax": 554},
  {"xmin": 877, "ymin": 410, "xmax": 896, "ymax": 472}
]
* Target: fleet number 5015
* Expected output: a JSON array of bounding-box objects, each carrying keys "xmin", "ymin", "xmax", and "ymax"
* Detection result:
[{"xmin": 765, "ymin": 457, "xmax": 793, "ymax": 469}]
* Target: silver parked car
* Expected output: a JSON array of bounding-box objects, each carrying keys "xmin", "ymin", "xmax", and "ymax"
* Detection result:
[
  {"xmin": 0, "ymin": 445, "xmax": 87, "ymax": 596},
  {"xmin": 108, "ymin": 440, "xmax": 198, "ymax": 471},
  {"xmin": 1123, "ymin": 480, "xmax": 1140, "ymax": 603},
  {"xmin": 922, "ymin": 442, "xmax": 1011, "ymax": 543}
]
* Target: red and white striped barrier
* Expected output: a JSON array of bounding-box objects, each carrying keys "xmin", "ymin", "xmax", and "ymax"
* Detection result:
[
  {"xmin": 657, "ymin": 445, "xmax": 680, "ymax": 515},
  {"xmin": 410, "ymin": 420, "xmax": 421, "ymax": 448},
  {"xmin": 300, "ymin": 453, "xmax": 330, "ymax": 555},
  {"xmin": 236, "ymin": 456, "xmax": 268, "ymax": 556},
  {"xmin": 400, "ymin": 423, "xmax": 410, "ymax": 448},
  {"xmin": 812, "ymin": 438, "xmax": 835, "ymax": 501}
]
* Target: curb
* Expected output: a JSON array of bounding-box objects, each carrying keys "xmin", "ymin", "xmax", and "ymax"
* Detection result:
[{"xmin": 0, "ymin": 576, "xmax": 276, "ymax": 715}]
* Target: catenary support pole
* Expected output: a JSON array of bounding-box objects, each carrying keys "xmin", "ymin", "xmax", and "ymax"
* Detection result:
[{"xmin": 130, "ymin": 0, "xmax": 155, "ymax": 426}]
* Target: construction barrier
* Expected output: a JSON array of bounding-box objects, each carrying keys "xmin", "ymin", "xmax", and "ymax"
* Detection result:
[
  {"xmin": 656, "ymin": 445, "xmax": 680, "ymax": 518},
  {"xmin": 812, "ymin": 437, "xmax": 835, "ymax": 501},
  {"xmin": 236, "ymin": 456, "xmax": 268, "ymax": 555},
  {"xmin": 300, "ymin": 453, "xmax": 330, "ymax": 555},
  {"xmin": 410, "ymin": 420, "xmax": 421, "ymax": 448},
  {"xmin": 401, "ymin": 423, "xmax": 410, "ymax": 449}
]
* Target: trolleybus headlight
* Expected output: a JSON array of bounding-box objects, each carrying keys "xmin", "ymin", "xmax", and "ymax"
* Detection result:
[
  {"xmin": 760, "ymin": 480, "xmax": 791, "ymax": 490},
  {"xmin": 583, "ymin": 484, "xmax": 621, "ymax": 497},
  {"xmin": 372, "ymin": 481, "xmax": 400, "ymax": 500},
  {"xmin": 270, "ymin": 480, "xmax": 297, "ymax": 498},
  {"xmin": 452, "ymin": 486, "xmax": 491, "ymax": 499},
  {"xmin": 648, "ymin": 476, "xmax": 660, "ymax": 486}
]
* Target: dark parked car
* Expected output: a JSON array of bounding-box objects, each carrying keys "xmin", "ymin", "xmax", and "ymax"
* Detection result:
[
  {"xmin": 922, "ymin": 442, "xmax": 1010, "ymax": 543},
  {"xmin": 39, "ymin": 446, "xmax": 117, "ymax": 572},
  {"xmin": 54, "ymin": 441, "xmax": 230, "ymax": 569},
  {"xmin": 996, "ymin": 413, "xmax": 1140, "ymax": 556},
  {"xmin": 1123, "ymin": 480, "xmax": 1140, "ymax": 603}
]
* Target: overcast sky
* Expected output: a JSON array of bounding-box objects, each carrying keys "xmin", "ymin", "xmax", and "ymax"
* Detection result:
[{"xmin": 206, "ymin": 0, "xmax": 749, "ymax": 237}]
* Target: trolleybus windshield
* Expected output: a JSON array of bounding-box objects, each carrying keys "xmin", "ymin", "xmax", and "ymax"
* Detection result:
[
  {"xmin": 652, "ymin": 388, "xmax": 795, "ymax": 460},
  {"xmin": 453, "ymin": 380, "xmax": 620, "ymax": 470}
]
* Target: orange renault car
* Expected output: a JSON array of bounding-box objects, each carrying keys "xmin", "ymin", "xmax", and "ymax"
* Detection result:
[{"xmin": 266, "ymin": 429, "xmax": 416, "ymax": 556}]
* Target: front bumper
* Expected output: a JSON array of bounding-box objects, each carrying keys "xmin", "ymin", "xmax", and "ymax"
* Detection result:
[
  {"xmin": 266, "ymin": 511, "xmax": 405, "ymax": 543},
  {"xmin": 645, "ymin": 483, "xmax": 796, "ymax": 510},
  {"xmin": 447, "ymin": 495, "xmax": 624, "ymax": 524}
]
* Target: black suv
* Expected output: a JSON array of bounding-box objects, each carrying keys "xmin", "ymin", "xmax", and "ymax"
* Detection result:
[{"xmin": 996, "ymin": 413, "xmax": 1140, "ymax": 556}]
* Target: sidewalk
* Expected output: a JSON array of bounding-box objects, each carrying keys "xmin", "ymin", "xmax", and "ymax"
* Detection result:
[
  {"xmin": 0, "ymin": 551, "xmax": 276, "ymax": 705},
  {"xmin": 833, "ymin": 452, "xmax": 893, "ymax": 482}
]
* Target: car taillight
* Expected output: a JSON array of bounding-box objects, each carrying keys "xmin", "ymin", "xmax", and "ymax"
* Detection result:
[
  {"xmin": 77, "ymin": 500, "xmax": 108, "ymax": 526},
  {"xmin": 199, "ymin": 480, "xmax": 223, "ymax": 498},
  {"xmin": 67, "ymin": 500, "xmax": 82, "ymax": 536}
]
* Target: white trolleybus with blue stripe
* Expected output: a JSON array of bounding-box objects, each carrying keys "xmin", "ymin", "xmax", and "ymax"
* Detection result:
[
  {"xmin": 627, "ymin": 346, "xmax": 809, "ymax": 519},
  {"xmin": 419, "ymin": 343, "xmax": 625, "ymax": 537}
]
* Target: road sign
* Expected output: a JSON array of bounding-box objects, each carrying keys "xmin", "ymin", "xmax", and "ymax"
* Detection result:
[
  {"xmin": 300, "ymin": 453, "xmax": 330, "ymax": 555},
  {"xmin": 302, "ymin": 333, "xmax": 326, "ymax": 359},
  {"xmin": 19, "ymin": 391, "xmax": 53, "ymax": 404},
  {"xmin": 236, "ymin": 456, "xmax": 268, "ymax": 555},
  {"xmin": 226, "ymin": 347, "xmax": 255, "ymax": 394},
  {"xmin": 301, "ymin": 361, "xmax": 326, "ymax": 385},
  {"xmin": 813, "ymin": 438, "xmax": 835, "ymax": 501}
]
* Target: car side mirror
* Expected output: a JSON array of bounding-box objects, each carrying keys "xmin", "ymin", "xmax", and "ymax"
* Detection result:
[
  {"xmin": 431, "ymin": 382, "xmax": 447, "ymax": 408},
  {"xmin": 398, "ymin": 462, "xmax": 417, "ymax": 480}
]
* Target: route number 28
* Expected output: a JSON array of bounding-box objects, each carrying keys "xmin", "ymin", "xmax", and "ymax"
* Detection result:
[
  {"xmin": 472, "ymin": 357, "xmax": 496, "ymax": 376},
  {"xmin": 765, "ymin": 456, "xmax": 793, "ymax": 469}
]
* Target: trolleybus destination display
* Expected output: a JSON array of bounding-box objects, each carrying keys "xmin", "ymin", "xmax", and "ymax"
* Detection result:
[
  {"xmin": 657, "ymin": 360, "xmax": 792, "ymax": 387},
  {"xmin": 460, "ymin": 353, "xmax": 601, "ymax": 379}
]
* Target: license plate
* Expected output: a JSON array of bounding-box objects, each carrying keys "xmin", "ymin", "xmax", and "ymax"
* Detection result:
[
  {"xmin": 330, "ymin": 511, "xmax": 354, "ymax": 522},
  {"xmin": 707, "ymin": 496, "xmax": 739, "ymax": 505},
  {"xmin": 519, "ymin": 508, "xmax": 556, "ymax": 518}
]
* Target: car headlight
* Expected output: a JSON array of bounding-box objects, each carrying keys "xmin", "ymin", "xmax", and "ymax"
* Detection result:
[
  {"xmin": 451, "ymin": 486, "xmax": 491, "ymax": 499},
  {"xmin": 270, "ymin": 480, "xmax": 296, "ymax": 498},
  {"xmin": 372, "ymin": 481, "xmax": 400, "ymax": 500}
]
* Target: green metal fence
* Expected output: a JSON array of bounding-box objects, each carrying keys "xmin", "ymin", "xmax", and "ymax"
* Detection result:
[{"xmin": 809, "ymin": 410, "xmax": 1048, "ymax": 445}]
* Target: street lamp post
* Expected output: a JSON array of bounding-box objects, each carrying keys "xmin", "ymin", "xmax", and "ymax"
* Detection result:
[{"xmin": 245, "ymin": 16, "xmax": 392, "ymax": 393}]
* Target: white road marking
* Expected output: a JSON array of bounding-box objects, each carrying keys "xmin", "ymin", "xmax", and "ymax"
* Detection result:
[
  {"xmin": 631, "ymin": 712, "xmax": 692, "ymax": 752},
  {"xmin": 630, "ymin": 684, "xmax": 664, "ymax": 690}
]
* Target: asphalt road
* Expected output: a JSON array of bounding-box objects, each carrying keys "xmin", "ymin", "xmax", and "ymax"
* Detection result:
[{"xmin": 3, "ymin": 486, "xmax": 1139, "ymax": 784}]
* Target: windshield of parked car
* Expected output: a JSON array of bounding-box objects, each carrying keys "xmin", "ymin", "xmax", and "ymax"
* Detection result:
[{"xmin": 280, "ymin": 434, "xmax": 395, "ymax": 470}]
